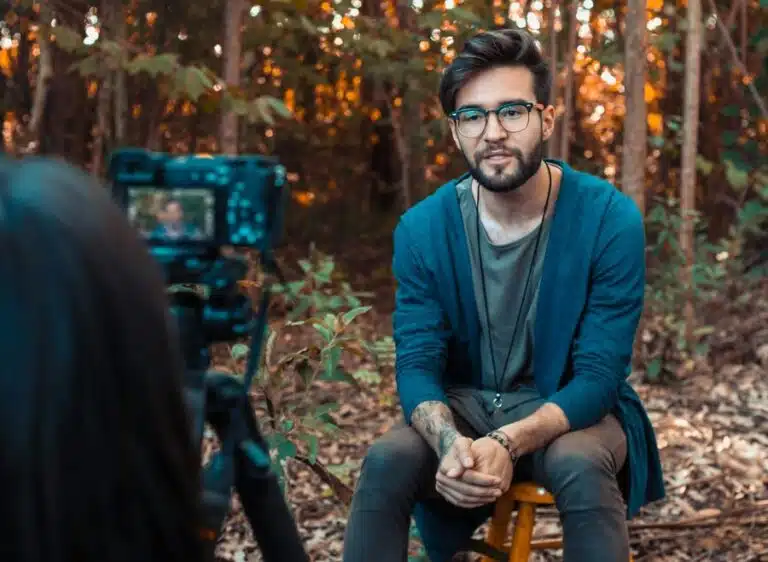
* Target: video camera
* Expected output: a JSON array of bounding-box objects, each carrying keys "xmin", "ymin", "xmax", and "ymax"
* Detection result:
[
  {"xmin": 109, "ymin": 147, "xmax": 287, "ymax": 282},
  {"xmin": 107, "ymin": 148, "xmax": 309, "ymax": 562}
]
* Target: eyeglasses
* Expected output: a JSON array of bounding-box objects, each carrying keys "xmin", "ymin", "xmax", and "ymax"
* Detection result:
[{"xmin": 449, "ymin": 101, "xmax": 545, "ymax": 139}]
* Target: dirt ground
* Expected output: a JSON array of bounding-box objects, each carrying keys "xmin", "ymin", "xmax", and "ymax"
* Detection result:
[{"xmin": 213, "ymin": 272, "xmax": 768, "ymax": 562}]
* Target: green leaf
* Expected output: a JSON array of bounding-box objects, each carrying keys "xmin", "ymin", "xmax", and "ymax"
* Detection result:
[
  {"xmin": 277, "ymin": 438, "xmax": 297, "ymax": 460},
  {"xmin": 327, "ymin": 296, "xmax": 344, "ymax": 309},
  {"xmin": 418, "ymin": 11, "xmax": 444, "ymax": 29},
  {"xmin": 297, "ymin": 433, "xmax": 319, "ymax": 463},
  {"xmin": 696, "ymin": 155, "xmax": 714, "ymax": 175},
  {"xmin": 721, "ymin": 105, "xmax": 741, "ymax": 118},
  {"xmin": 266, "ymin": 432, "xmax": 297, "ymax": 461},
  {"xmin": 312, "ymin": 323, "xmax": 333, "ymax": 342},
  {"xmin": 353, "ymin": 368, "xmax": 382, "ymax": 385},
  {"xmin": 667, "ymin": 59, "xmax": 685, "ymax": 73},
  {"xmin": 180, "ymin": 66, "xmax": 214, "ymax": 101},
  {"xmin": 324, "ymin": 313, "xmax": 338, "ymax": 332},
  {"xmin": 299, "ymin": 15, "xmax": 318, "ymax": 34},
  {"xmin": 448, "ymin": 7, "xmax": 486, "ymax": 25},
  {"xmin": 231, "ymin": 343, "xmax": 250, "ymax": 360},
  {"xmin": 69, "ymin": 54, "xmax": 104, "ymax": 77},
  {"xmin": 52, "ymin": 25, "xmax": 84, "ymax": 52},
  {"xmin": 324, "ymin": 346, "xmax": 342, "ymax": 378},
  {"xmin": 342, "ymin": 305, "xmax": 372, "ymax": 326},
  {"xmin": 721, "ymin": 130, "xmax": 739, "ymax": 146},
  {"xmin": 247, "ymin": 97, "xmax": 275, "ymax": 125},
  {"xmin": 652, "ymin": 31, "xmax": 680, "ymax": 53},
  {"xmin": 263, "ymin": 96, "xmax": 293, "ymax": 118},
  {"xmin": 314, "ymin": 402, "xmax": 340, "ymax": 417},
  {"xmin": 722, "ymin": 149, "xmax": 751, "ymax": 172},
  {"xmin": 725, "ymin": 160, "xmax": 749, "ymax": 190},
  {"xmin": 692, "ymin": 325, "xmax": 715, "ymax": 337},
  {"xmin": 646, "ymin": 357, "xmax": 662, "ymax": 381},
  {"xmin": 125, "ymin": 53, "xmax": 179, "ymax": 77}
]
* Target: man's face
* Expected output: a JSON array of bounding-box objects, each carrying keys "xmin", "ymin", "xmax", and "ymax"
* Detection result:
[
  {"xmin": 165, "ymin": 202, "xmax": 183, "ymax": 225},
  {"xmin": 449, "ymin": 65, "xmax": 555, "ymax": 193}
]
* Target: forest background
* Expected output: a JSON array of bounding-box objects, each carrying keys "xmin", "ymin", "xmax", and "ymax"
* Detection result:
[{"xmin": 1, "ymin": 0, "xmax": 767, "ymax": 559}]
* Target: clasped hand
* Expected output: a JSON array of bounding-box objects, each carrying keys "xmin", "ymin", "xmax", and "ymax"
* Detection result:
[{"xmin": 434, "ymin": 434, "xmax": 514, "ymax": 509}]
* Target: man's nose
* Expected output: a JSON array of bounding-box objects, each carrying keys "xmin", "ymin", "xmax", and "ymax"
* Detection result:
[{"xmin": 483, "ymin": 112, "xmax": 507, "ymax": 142}]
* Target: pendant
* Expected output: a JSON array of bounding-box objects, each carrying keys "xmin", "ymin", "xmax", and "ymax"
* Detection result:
[{"xmin": 493, "ymin": 393, "xmax": 503, "ymax": 409}]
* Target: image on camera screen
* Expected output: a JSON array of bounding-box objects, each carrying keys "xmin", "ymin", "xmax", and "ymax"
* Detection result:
[{"xmin": 127, "ymin": 187, "xmax": 215, "ymax": 242}]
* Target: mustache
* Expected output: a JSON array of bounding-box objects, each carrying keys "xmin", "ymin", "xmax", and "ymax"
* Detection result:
[{"xmin": 476, "ymin": 147, "xmax": 524, "ymax": 160}]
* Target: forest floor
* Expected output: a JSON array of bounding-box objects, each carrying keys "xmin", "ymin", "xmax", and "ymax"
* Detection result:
[{"xmin": 212, "ymin": 247, "xmax": 768, "ymax": 562}]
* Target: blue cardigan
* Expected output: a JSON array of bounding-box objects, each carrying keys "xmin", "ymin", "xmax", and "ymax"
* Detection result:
[{"xmin": 391, "ymin": 160, "xmax": 665, "ymax": 518}]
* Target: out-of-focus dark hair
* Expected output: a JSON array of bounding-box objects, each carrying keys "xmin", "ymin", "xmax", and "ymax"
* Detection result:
[
  {"xmin": 439, "ymin": 28, "xmax": 552, "ymax": 114},
  {"xmin": 0, "ymin": 156, "xmax": 204, "ymax": 562}
]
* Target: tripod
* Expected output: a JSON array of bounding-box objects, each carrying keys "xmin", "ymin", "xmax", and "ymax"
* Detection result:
[{"xmin": 169, "ymin": 253, "xmax": 309, "ymax": 562}]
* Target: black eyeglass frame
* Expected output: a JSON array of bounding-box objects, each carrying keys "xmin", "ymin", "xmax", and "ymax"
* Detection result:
[{"xmin": 448, "ymin": 101, "xmax": 546, "ymax": 138}]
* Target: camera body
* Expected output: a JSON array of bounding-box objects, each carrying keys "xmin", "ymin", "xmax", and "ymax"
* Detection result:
[{"xmin": 108, "ymin": 148, "xmax": 287, "ymax": 262}]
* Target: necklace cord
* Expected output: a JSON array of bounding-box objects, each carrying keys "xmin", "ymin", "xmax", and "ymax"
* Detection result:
[{"xmin": 475, "ymin": 128, "xmax": 552, "ymax": 406}]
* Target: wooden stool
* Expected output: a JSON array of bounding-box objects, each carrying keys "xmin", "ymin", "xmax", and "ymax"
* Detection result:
[{"xmin": 481, "ymin": 482, "xmax": 634, "ymax": 562}]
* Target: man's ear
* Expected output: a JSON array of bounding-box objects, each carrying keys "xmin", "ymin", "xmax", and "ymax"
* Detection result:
[
  {"xmin": 448, "ymin": 119, "xmax": 461, "ymax": 151},
  {"xmin": 541, "ymin": 104, "xmax": 557, "ymax": 142}
]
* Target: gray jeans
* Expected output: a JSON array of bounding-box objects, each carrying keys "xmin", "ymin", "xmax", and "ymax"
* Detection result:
[{"xmin": 342, "ymin": 387, "xmax": 629, "ymax": 562}]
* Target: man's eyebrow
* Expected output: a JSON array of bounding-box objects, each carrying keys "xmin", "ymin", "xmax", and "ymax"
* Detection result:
[{"xmin": 455, "ymin": 98, "xmax": 530, "ymax": 111}]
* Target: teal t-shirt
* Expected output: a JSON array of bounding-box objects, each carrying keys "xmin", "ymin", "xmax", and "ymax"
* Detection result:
[{"xmin": 455, "ymin": 176, "xmax": 551, "ymax": 412}]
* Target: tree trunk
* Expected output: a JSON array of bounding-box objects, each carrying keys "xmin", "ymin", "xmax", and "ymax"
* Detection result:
[
  {"xmin": 220, "ymin": 0, "xmax": 245, "ymax": 155},
  {"xmin": 559, "ymin": 0, "xmax": 578, "ymax": 162},
  {"xmin": 91, "ymin": 0, "xmax": 119, "ymax": 176},
  {"xmin": 113, "ymin": 2, "xmax": 127, "ymax": 147},
  {"xmin": 547, "ymin": 0, "xmax": 559, "ymax": 159},
  {"xmin": 621, "ymin": 0, "xmax": 647, "ymax": 215},
  {"xmin": 25, "ymin": 2, "xmax": 53, "ymax": 153},
  {"xmin": 680, "ymin": 0, "xmax": 702, "ymax": 345}
]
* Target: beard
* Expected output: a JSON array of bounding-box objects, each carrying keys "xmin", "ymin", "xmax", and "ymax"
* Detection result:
[{"xmin": 464, "ymin": 138, "xmax": 544, "ymax": 193}]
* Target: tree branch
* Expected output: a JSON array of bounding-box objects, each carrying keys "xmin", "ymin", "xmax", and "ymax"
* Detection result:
[{"xmin": 707, "ymin": 0, "xmax": 768, "ymax": 119}]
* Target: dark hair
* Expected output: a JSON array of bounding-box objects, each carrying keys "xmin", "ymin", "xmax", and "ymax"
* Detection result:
[
  {"xmin": 439, "ymin": 28, "xmax": 551, "ymax": 114},
  {"xmin": 0, "ymin": 156, "xmax": 204, "ymax": 562}
]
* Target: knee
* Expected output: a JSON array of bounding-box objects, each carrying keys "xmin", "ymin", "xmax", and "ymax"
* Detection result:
[
  {"xmin": 541, "ymin": 434, "xmax": 619, "ymax": 511},
  {"xmin": 361, "ymin": 425, "xmax": 433, "ymax": 482}
]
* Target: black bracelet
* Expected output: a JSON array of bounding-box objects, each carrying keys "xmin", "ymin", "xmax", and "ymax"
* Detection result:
[{"xmin": 487, "ymin": 430, "xmax": 519, "ymax": 464}]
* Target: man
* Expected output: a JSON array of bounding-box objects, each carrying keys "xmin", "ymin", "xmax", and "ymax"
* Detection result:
[
  {"xmin": 342, "ymin": 28, "xmax": 665, "ymax": 562},
  {"xmin": 151, "ymin": 199, "xmax": 203, "ymax": 241}
]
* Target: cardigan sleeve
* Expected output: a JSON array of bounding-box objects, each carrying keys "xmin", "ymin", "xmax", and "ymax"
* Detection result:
[
  {"xmin": 391, "ymin": 219, "xmax": 451, "ymax": 423},
  {"xmin": 548, "ymin": 193, "xmax": 646, "ymax": 430}
]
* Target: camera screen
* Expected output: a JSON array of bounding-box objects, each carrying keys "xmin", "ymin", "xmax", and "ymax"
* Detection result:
[{"xmin": 127, "ymin": 187, "xmax": 215, "ymax": 243}]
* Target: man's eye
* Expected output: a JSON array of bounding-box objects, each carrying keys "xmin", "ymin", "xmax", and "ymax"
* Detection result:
[
  {"xmin": 500, "ymin": 107, "xmax": 523, "ymax": 119},
  {"xmin": 459, "ymin": 111, "xmax": 483, "ymax": 122}
]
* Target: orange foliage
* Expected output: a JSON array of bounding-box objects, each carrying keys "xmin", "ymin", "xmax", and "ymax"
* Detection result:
[{"xmin": 647, "ymin": 112, "xmax": 663, "ymax": 136}]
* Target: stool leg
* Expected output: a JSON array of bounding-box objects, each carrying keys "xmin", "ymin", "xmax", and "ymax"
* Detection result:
[
  {"xmin": 482, "ymin": 494, "xmax": 515, "ymax": 562},
  {"xmin": 508, "ymin": 503, "xmax": 535, "ymax": 562}
]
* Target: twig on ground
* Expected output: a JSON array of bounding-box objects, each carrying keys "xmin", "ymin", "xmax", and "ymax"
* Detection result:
[{"xmin": 292, "ymin": 455, "xmax": 355, "ymax": 506}]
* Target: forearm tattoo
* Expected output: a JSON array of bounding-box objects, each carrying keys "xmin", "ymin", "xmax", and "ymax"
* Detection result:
[{"xmin": 411, "ymin": 401, "xmax": 459, "ymax": 458}]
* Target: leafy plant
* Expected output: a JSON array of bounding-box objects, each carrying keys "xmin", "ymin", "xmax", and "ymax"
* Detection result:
[
  {"xmin": 642, "ymin": 192, "xmax": 767, "ymax": 381},
  {"xmin": 643, "ymin": 196, "xmax": 728, "ymax": 379},
  {"xmin": 224, "ymin": 249, "xmax": 381, "ymax": 496},
  {"xmin": 271, "ymin": 244, "xmax": 375, "ymax": 320}
]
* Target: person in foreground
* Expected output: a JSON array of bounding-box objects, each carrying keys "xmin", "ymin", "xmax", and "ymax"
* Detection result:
[
  {"xmin": 0, "ymin": 157, "xmax": 204, "ymax": 562},
  {"xmin": 342, "ymin": 28, "xmax": 665, "ymax": 562}
]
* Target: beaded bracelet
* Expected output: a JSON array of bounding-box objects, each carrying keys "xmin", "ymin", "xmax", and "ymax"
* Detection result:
[{"xmin": 487, "ymin": 430, "xmax": 519, "ymax": 464}]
